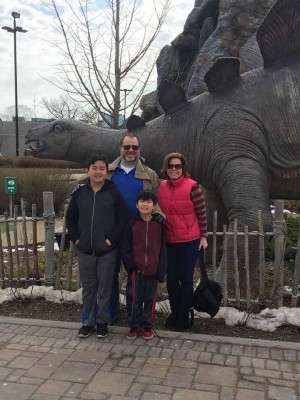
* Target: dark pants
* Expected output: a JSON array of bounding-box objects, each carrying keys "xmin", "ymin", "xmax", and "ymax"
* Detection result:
[
  {"xmin": 78, "ymin": 249, "xmax": 117, "ymax": 326},
  {"xmin": 166, "ymin": 239, "xmax": 200, "ymax": 315},
  {"xmin": 129, "ymin": 272, "xmax": 158, "ymax": 330},
  {"xmin": 110, "ymin": 250, "xmax": 132, "ymax": 319}
]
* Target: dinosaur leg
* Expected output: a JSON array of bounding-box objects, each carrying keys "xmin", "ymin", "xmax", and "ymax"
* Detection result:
[{"xmin": 215, "ymin": 158, "xmax": 273, "ymax": 289}]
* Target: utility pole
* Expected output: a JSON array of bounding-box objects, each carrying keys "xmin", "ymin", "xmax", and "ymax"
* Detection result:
[
  {"xmin": 120, "ymin": 88, "xmax": 132, "ymax": 127},
  {"xmin": 2, "ymin": 12, "xmax": 27, "ymax": 156}
]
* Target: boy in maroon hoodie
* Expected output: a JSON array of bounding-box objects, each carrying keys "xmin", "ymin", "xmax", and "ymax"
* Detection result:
[{"xmin": 122, "ymin": 190, "xmax": 167, "ymax": 340}]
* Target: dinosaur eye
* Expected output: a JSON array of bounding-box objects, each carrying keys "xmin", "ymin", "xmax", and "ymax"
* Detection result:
[{"xmin": 54, "ymin": 124, "xmax": 62, "ymax": 133}]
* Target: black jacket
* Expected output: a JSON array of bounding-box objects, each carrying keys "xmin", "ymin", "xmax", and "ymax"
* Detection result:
[
  {"xmin": 121, "ymin": 217, "xmax": 167, "ymax": 282},
  {"xmin": 66, "ymin": 179, "xmax": 128, "ymax": 255}
]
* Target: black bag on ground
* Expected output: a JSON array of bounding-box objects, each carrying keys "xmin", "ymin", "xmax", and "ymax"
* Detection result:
[{"xmin": 193, "ymin": 248, "xmax": 223, "ymax": 318}]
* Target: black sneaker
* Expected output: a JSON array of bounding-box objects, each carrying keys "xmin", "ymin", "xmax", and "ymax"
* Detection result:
[
  {"xmin": 96, "ymin": 323, "xmax": 108, "ymax": 338},
  {"xmin": 78, "ymin": 325, "xmax": 94, "ymax": 338}
]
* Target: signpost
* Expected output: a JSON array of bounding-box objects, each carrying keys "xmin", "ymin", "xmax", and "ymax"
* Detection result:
[{"xmin": 5, "ymin": 177, "xmax": 17, "ymax": 217}]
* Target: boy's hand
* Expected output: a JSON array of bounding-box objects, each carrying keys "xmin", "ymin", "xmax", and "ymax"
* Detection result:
[
  {"xmin": 156, "ymin": 275, "xmax": 165, "ymax": 283},
  {"xmin": 105, "ymin": 239, "xmax": 112, "ymax": 246}
]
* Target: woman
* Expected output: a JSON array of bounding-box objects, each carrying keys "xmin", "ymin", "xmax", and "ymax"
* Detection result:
[{"xmin": 157, "ymin": 152, "xmax": 208, "ymax": 331}]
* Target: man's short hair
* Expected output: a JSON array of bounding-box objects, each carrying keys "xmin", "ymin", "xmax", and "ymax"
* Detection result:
[
  {"xmin": 119, "ymin": 133, "xmax": 140, "ymax": 146},
  {"xmin": 136, "ymin": 190, "xmax": 157, "ymax": 205},
  {"xmin": 86, "ymin": 154, "xmax": 108, "ymax": 170}
]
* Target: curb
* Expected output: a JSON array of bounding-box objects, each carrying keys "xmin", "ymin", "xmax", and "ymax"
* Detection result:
[{"xmin": 1, "ymin": 316, "xmax": 300, "ymax": 350}]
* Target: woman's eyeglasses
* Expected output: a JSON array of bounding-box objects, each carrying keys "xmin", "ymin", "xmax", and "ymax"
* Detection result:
[
  {"xmin": 167, "ymin": 163, "xmax": 183, "ymax": 170},
  {"xmin": 122, "ymin": 145, "xmax": 140, "ymax": 151}
]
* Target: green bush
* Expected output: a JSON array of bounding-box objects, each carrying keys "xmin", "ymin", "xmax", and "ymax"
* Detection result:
[{"xmin": 0, "ymin": 168, "xmax": 75, "ymax": 216}]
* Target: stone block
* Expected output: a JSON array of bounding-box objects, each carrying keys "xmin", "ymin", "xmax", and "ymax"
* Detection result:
[
  {"xmin": 86, "ymin": 371, "xmax": 135, "ymax": 395},
  {"xmin": 163, "ymin": 372, "xmax": 193, "ymax": 388},
  {"xmin": 195, "ymin": 365, "xmax": 238, "ymax": 386},
  {"xmin": 235, "ymin": 388, "xmax": 265, "ymax": 400},
  {"xmin": 8, "ymin": 356, "xmax": 39, "ymax": 369},
  {"xmin": 51, "ymin": 361, "xmax": 99, "ymax": 383},
  {"xmin": 0, "ymin": 382, "xmax": 38, "ymax": 400},
  {"xmin": 173, "ymin": 388, "xmax": 218, "ymax": 400},
  {"xmin": 38, "ymin": 379, "xmax": 71, "ymax": 396},
  {"xmin": 268, "ymin": 384, "xmax": 297, "ymax": 400},
  {"xmin": 139, "ymin": 363, "xmax": 168, "ymax": 379}
]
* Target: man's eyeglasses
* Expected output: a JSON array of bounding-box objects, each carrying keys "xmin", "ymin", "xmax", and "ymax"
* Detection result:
[
  {"xmin": 167, "ymin": 163, "xmax": 183, "ymax": 170},
  {"xmin": 122, "ymin": 144, "xmax": 140, "ymax": 151}
]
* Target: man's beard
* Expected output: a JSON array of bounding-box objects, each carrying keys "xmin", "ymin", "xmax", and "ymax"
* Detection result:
[{"xmin": 122, "ymin": 154, "xmax": 137, "ymax": 163}]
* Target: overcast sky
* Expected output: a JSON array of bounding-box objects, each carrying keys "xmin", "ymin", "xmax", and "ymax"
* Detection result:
[{"xmin": 0, "ymin": 0, "xmax": 195, "ymax": 118}]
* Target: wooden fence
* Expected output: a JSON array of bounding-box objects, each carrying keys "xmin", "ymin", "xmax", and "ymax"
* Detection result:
[{"xmin": 0, "ymin": 193, "xmax": 300, "ymax": 310}]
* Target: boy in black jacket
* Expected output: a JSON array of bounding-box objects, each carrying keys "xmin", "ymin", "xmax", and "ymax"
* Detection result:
[
  {"xmin": 66, "ymin": 155, "xmax": 128, "ymax": 339},
  {"xmin": 122, "ymin": 190, "xmax": 167, "ymax": 340}
]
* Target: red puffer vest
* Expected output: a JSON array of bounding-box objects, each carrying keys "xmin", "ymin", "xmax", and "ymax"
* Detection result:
[{"xmin": 158, "ymin": 176, "xmax": 201, "ymax": 243}]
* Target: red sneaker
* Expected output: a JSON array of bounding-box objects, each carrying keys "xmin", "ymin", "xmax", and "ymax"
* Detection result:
[
  {"xmin": 143, "ymin": 329, "xmax": 154, "ymax": 340},
  {"xmin": 126, "ymin": 328, "xmax": 139, "ymax": 340}
]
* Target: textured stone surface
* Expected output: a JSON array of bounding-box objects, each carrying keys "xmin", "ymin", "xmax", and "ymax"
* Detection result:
[{"xmin": 0, "ymin": 317, "xmax": 300, "ymax": 399}]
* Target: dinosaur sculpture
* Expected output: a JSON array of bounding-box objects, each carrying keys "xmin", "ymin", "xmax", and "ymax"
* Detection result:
[{"xmin": 25, "ymin": 0, "xmax": 300, "ymax": 287}]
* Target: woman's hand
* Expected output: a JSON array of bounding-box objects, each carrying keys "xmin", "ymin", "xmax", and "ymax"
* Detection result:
[
  {"xmin": 105, "ymin": 239, "xmax": 112, "ymax": 246},
  {"xmin": 199, "ymin": 237, "xmax": 208, "ymax": 249}
]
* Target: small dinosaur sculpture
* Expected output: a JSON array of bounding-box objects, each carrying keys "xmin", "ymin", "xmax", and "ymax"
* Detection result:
[{"xmin": 26, "ymin": 0, "xmax": 300, "ymax": 287}]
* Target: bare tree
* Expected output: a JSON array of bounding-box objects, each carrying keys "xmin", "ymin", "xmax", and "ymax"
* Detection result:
[
  {"xmin": 1, "ymin": 105, "xmax": 33, "ymax": 121},
  {"xmin": 44, "ymin": 0, "xmax": 171, "ymax": 128},
  {"xmin": 41, "ymin": 94, "xmax": 99, "ymax": 123},
  {"xmin": 41, "ymin": 94, "xmax": 82, "ymax": 119}
]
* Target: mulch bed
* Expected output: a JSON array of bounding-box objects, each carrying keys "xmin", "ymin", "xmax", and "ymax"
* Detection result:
[{"xmin": 0, "ymin": 298, "xmax": 299, "ymax": 343}]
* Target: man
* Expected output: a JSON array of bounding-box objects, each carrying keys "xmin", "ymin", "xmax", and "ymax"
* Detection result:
[{"xmin": 108, "ymin": 133, "xmax": 160, "ymax": 320}]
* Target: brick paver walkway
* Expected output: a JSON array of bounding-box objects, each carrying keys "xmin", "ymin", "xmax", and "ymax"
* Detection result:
[{"xmin": 0, "ymin": 317, "xmax": 299, "ymax": 400}]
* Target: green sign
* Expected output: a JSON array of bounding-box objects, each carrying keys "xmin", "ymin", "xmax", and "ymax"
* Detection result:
[{"xmin": 5, "ymin": 177, "xmax": 17, "ymax": 195}]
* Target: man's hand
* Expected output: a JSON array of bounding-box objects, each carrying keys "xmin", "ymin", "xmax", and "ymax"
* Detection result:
[
  {"xmin": 105, "ymin": 239, "xmax": 112, "ymax": 246},
  {"xmin": 152, "ymin": 211, "xmax": 166, "ymax": 225},
  {"xmin": 199, "ymin": 237, "xmax": 208, "ymax": 249}
]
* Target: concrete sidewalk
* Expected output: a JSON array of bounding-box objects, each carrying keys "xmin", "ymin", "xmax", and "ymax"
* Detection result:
[{"xmin": 0, "ymin": 317, "xmax": 299, "ymax": 400}]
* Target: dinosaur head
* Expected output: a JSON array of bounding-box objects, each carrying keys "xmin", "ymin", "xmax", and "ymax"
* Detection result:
[{"xmin": 25, "ymin": 119, "xmax": 86, "ymax": 161}]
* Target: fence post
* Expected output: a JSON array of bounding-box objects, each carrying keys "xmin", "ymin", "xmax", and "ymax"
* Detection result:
[
  {"xmin": 21, "ymin": 198, "xmax": 30, "ymax": 280},
  {"xmin": 43, "ymin": 192, "xmax": 55, "ymax": 286},
  {"xmin": 4, "ymin": 212, "xmax": 13, "ymax": 281},
  {"xmin": 0, "ymin": 233, "xmax": 4, "ymax": 289},
  {"xmin": 244, "ymin": 225, "xmax": 251, "ymax": 310},
  {"xmin": 222, "ymin": 225, "xmax": 228, "ymax": 306},
  {"xmin": 233, "ymin": 218, "xmax": 240, "ymax": 307},
  {"xmin": 13, "ymin": 205, "xmax": 20, "ymax": 280},
  {"xmin": 273, "ymin": 200, "xmax": 285, "ymax": 308},
  {"xmin": 212, "ymin": 210, "xmax": 217, "ymax": 279},
  {"xmin": 32, "ymin": 204, "xmax": 39, "ymax": 281},
  {"xmin": 66, "ymin": 241, "xmax": 75, "ymax": 291},
  {"xmin": 291, "ymin": 221, "xmax": 300, "ymax": 308},
  {"xmin": 257, "ymin": 210, "xmax": 266, "ymax": 306},
  {"xmin": 55, "ymin": 204, "xmax": 68, "ymax": 289}
]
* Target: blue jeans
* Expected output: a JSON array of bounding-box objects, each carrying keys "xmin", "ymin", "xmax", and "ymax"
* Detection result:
[{"xmin": 166, "ymin": 239, "xmax": 200, "ymax": 314}]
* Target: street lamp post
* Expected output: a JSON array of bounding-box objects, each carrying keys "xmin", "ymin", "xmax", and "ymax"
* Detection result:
[
  {"xmin": 120, "ymin": 88, "xmax": 132, "ymax": 127},
  {"xmin": 2, "ymin": 12, "xmax": 27, "ymax": 156}
]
